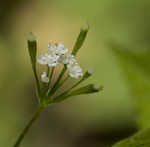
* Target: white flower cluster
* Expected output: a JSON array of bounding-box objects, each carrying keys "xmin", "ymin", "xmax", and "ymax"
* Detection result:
[{"xmin": 38, "ymin": 43, "xmax": 83, "ymax": 83}]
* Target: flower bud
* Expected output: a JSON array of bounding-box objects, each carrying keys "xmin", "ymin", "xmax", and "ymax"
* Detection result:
[
  {"xmin": 69, "ymin": 83, "xmax": 103, "ymax": 96},
  {"xmin": 27, "ymin": 33, "xmax": 41, "ymax": 99},
  {"xmin": 93, "ymin": 83, "xmax": 103, "ymax": 92},
  {"xmin": 27, "ymin": 32, "xmax": 37, "ymax": 68},
  {"xmin": 82, "ymin": 68, "xmax": 94, "ymax": 80},
  {"xmin": 52, "ymin": 83, "xmax": 103, "ymax": 103},
  {"xmin": 81, "ymin": 21, "xmax": 89, "ymax": 32},
  {"xmin": 72, "ymin": 22, "xmax": 89, "ymax": 56}
]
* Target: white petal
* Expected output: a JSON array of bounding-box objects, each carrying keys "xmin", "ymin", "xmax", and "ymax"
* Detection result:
[
  {"xmin": 66, "ymin": 55, "xmax": 77, "ymax": 65},
  {"xmin": 58, "ymin": 55, "xmax": 67, "ymax": 64},
  {"xmin": 48, "ymin": 43, "xmax": 57, "ymax": 54},
  {"xmin": 57, "ymin": 43, "xmax": 64, "ymax": 49},
  {"xmin": 37, "ymin": 53, "xmax": 59, "ymax": 67},
  {"xmin": 41, "ymin": 72, "xmax": 49, "ymax": 83},
  {"xmin": 67, "ymin": 64, "xmax": 83, "ymax": 79},
  {"xmin": 37, "ymin": 54, "xmax": 49, "ymax": 65},
  {"xmin": 58, "ymin": 55, "xmax": 77, "ymax": 65},
  {"xmin": 47, "ymin": 54, "xmax": 59, "ymax": 67},
  {"xmin": 48, "ymin": 42, "xmax": 69, "ymax": 55}
]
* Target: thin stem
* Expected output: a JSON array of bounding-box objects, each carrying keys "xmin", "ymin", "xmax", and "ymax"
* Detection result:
[
  {"xmin": 13, "ymin": 107, "xmax": 43, "ymax": 147},
  {"xmin": 48, "ymin": 66, "xmax": 66, "ymax": 96},
  {"xmin": 50, "ymin": 77, "xmax": 86, "ymax": 103},
  {"xmin": 47, "ymin": 65, "xmax": 50, "ymax": 77},
  {"xmin": 48, "ymin": 67, "xmax": 55, "ymax": 88},
  {"xmin": 33, "ymin": 66, "xmax": 41, "ymax": 100},
  {"xmin": 60, "ymin": 76, "xmax": 85, "ymax": 94},
  {"xmin": 57, "ymin": 76, "xmax": 70, "ymax": 90},
  {"xmin": 69, "ymin": 78, "xmax": 83, "ymax": 90},
  {"xmin": 46, "ymin": 76, "xmax": 70, "ymax": 100}
]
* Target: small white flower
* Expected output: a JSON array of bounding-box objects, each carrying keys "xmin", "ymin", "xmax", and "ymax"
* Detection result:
[
  {"xmin": 41, "ymin": 72, "xmax": 49, "ymax": 83},
  {"xmin": 47, "ymin": 54, "xmax": 59, "ymax": 67},
  {"xmin": 37, "ymin": 53, "xmax": 49, "ymax": 65},
  {"xmin": 48, "ymin": 43, "xmax": 56, "ymax": 54},
  {"xmin": 37, "ymin": 54, "xmax": 59, "ymax": 67},
  {"xmin": 48, "ymin": 42, "xmax": 68, "ymax": 55},
  {"xmin": 67, "ymin": 64, "xmax": 83, "ymax": 79},
  {"xmin": 58, "ymin": 55, "xmax": 77, "ymax": 65}
]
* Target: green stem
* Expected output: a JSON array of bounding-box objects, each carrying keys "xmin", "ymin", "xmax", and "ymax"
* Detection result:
[
  {"xmin": 56, "ymin": 76, "xmax": 70, "ymax": 89},
  {"xmin": 47, "ymin": 65, "xmax": 50, "ymax": 77},
  {"xmin": 48, "ymin": 66, "xmax": 66, "ymax": 96},
  {"xmin": 48, "ymin": 67, "xmax": 55, "ymax": 88},
  {"xmin": 13, "ymin": 107, "xmax": 43, "ymax": 147},
  {"xmin": 33, "ymin": 66, "xmax": 41, "ymax": 100}
]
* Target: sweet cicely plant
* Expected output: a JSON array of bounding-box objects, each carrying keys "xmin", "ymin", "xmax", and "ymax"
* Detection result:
[{"xmin": 13, "ymin": 23, "xmax": 103, "ymax": 147}]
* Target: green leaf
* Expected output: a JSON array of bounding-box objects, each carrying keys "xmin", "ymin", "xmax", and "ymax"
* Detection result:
[
  {"xmin": 112, "ymin": 127, "xmax": 150, "ymax": 147},
  {"xmin": 109, "ymin": 42, "xmax": 150, "ymax": 128}
]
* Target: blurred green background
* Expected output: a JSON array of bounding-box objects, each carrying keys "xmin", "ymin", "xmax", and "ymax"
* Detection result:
[{"xmin": 1, "ymin": 0, "xmax": 150, "ymax": 146}]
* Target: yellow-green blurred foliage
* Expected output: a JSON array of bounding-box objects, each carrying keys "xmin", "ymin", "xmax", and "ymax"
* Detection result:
[{"xmin": 0, "ymin": 0, "xmax": 150, "ymax": 146}]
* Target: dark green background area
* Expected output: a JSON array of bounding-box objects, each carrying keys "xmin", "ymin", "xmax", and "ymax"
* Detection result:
[{"xmin": 0, "ymin": 0, "xmax": 150, "ymax": 146}]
